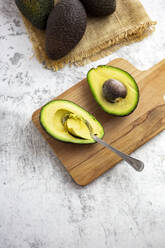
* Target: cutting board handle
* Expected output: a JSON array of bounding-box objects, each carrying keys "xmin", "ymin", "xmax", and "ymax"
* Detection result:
[{"xmin": 143, "ymin": 59, "xmax": 165, "ymax": 76}]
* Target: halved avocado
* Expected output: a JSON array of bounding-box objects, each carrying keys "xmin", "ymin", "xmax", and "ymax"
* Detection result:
[
  {"xmin": 87, "ymin": 65, "xmax": 139, "ymax": 116},
  {"xmin": 40, "ymin": 100, "xmax": 104, "ymax": 144}
]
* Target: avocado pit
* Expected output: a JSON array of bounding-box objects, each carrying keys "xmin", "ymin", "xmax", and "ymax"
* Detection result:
[{"xmin": 102, "ymin": 79, "xmax": 127, "ymax": 103}]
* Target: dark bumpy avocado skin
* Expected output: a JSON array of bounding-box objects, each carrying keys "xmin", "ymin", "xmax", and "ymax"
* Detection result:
[
  {"xmin": 15, "ymin": 0, "xmax": 54, "ymax": 30},
  {"xmin": 45, "ymin": 0, "xmax": 87, "ymax": 60},
  {"xmin": 80, "ymin": 0, "xmax": 116, "ymax": 17}
]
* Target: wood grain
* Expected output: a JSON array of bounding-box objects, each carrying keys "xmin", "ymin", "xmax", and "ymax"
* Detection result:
[{"xmin": 32, "ymin": 58, "xmax": 165, "ymax": 186}]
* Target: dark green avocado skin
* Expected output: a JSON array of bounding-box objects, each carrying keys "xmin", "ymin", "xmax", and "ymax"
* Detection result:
[
  {"xmin": 80, "ymin": 0, "xmax": 116, "ymax": 17},
  {"xmin": 15, "ymin": 0, "xmax": 54, "ymax": 30},
  {"xmin": 45, "ymin": 0, "xmax": 87, "ymax": 60}
]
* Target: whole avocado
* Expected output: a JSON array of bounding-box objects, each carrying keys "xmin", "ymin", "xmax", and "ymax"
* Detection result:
[
  {"xmin": 80, "ymin": 0, "xmax": 116, "ymax": 17},
  {"xmin": 45, "ymin": 0, "xmax": 87, "ymax": 60},
  {"xmin": 15, "ymin": 0, "xmax": 54, "ymax": 30}
]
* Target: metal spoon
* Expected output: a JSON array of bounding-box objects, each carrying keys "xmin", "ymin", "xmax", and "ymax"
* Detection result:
[
  {"xmin": 63, "ymin": 116, "xmax": 144, "ymax": 172},
  {"xmin": 85, "ymin": 121, "xmax": 144, "ymax": 172}
]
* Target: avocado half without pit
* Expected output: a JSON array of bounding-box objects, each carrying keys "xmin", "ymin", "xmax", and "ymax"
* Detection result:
[
  {"xmin": 87, "ymin": 65, "xmax": 139, "ymax": 116},
  {"xmin": 40, "ymin": 100, "xmax": 104, "ymax": 144}
]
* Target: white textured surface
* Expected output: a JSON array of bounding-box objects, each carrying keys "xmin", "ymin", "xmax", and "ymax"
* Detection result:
[{"xmin": 0, "ymin": 0, "xmax": 165, "ymax": 247}]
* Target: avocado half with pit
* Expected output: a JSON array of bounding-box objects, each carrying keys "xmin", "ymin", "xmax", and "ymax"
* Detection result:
[
  {"xmin": 87, "ymin": 65, "xmax": 139, "ymax": 116},
  {"xmin": 40, "ymin": 100, "xmax": 104, "ymax": 144}
]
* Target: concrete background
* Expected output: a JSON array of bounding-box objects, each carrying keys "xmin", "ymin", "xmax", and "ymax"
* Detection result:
[{"xmin": 0, "ymin": 0, "xmax": 165, "ymax": 247}]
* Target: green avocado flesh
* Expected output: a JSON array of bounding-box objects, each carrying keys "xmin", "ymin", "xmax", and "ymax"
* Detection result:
[
  {"xmin": 87, "ymin": 65, "xmax": 139, "ymax": 116},
  {"xmin": 64, "ymin": 114, "xmax": 92, "ymax": 140},
  {"xmin": 40, "ymin": 100, "xmax": 104, "ymax": 144}
]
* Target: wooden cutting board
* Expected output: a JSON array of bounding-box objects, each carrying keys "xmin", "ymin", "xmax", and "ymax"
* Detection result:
[{"xmin": 32, "ymin": 58, "xmax": 165, "ymax": 186}]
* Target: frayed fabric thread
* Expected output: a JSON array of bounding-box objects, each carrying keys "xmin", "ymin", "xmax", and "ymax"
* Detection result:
[{"xmin": 22, "ymin": 15, "xmax": 156, "ymax": 71}]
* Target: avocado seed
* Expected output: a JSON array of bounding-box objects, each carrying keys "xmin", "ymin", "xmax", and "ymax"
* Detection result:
[{"xmin": 102, "ymin": 79, "xmax": 127, "ymax": 103}]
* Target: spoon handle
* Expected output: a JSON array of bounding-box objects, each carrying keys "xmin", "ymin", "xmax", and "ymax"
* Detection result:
[{"xmin": 93, "ymin": 135, "xmax": 144, "ymax": 172}]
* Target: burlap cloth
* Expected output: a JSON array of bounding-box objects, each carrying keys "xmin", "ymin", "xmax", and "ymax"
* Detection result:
[{"xmin": 21, "ymin": 0, "xmax": 156, "ymax": 71}]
